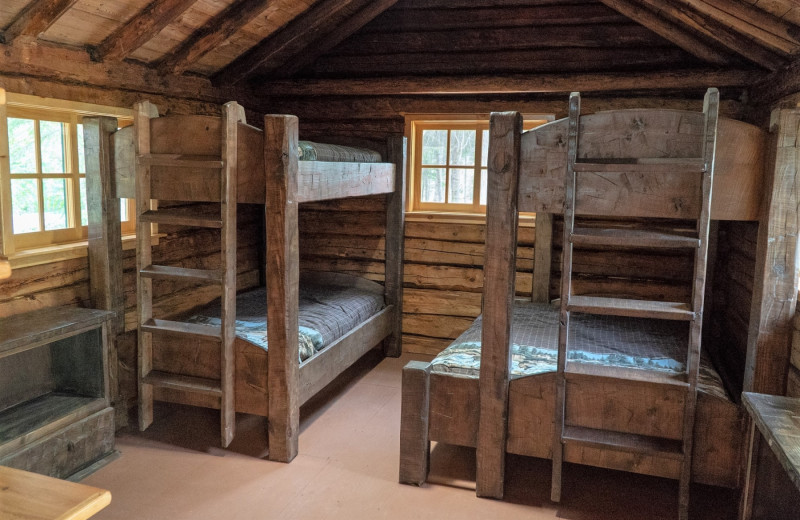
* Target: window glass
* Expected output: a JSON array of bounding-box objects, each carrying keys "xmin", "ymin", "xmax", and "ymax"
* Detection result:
[
  {"xmin": 8, "ymin": 118, "xmax": 36, "ymax": 174},
  {"xmin": 40, "ymin": 120, "xmax": 65, "ymax": 173},
  {"xmin": 11, "ymin": 179, "xmax": 40, "ymax": 233}
]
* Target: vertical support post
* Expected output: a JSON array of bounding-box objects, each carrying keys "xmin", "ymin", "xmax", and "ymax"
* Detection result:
[
  {"xmin": 399, "ymin": 361, "xmax": 431, "ymax": 484},
  {"xmin": 84, "ymin": 115, "xmax": 124, "ymax": 422},
  {"xmin": 532, "ymin": 212, "xmax": 553, "ymax": 303},
  {"xmin": 384, "ymin": 135, "xmax": 407, "ymax": 357},
  {"xmin": 220, "ymin": 102, "xmax": 245, "ymax": 448},
  {"xmin": 744, "ymin": 106, "xmax": 800, "ymax": 395},
  {"xmin": 135, "ymin": 101, "xmax": 159, "ymax": 431},
  {"xmin": 0, "ymin": 88, "xmax": 14, "ymax": 258},
  {"xmin": 476, "ymin": 111, "xmax": 522, "ymax": 499},
  {"xmin": 264, "ymin": 114, "xmax": 300, "ymax": 463}
]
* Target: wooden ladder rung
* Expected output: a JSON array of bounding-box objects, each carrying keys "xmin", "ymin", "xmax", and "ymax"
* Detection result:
[
  {"xmin": 571, "ymin": 227, "xmax": 700, "ymax": 249},
  {"xmin": 140, "ymin": 265, "xmax": 223, "ymax": 283},
  {"xmin": 141, "ymin": 318, "xmax": 221, "ymax": 340},
  {"xmin": 142, "ymin": 370, "xmax": 222, "ymax": 396},
  {"xmin": 562, "ymin": 425, "xmax": 684, "ymax": 460},
  {"xmin": 139, "ymin": 209, "xmax": 222, "ymax": 228},
  {"xmin": 573, "ymin": 158, "xmax": 705, "ymax": 174},
  {"xmin": 138, "ymin": 154, "xmax": 224, "ymax": 169},
  {"xmin": 565, "ymin": 361, "xmax": 689, "ymax": 388},
  {"xmin": 567, "ymin": 296, "xmax": 694, "ymax": 321}
]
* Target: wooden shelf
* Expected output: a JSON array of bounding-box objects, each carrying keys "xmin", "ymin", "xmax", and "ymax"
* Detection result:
[
  {"xmin": 562, "ymin": 425, "xmax": 684, "ymax": 460},
  {"xmin": 570, "ymin": 227, "xmax": 699, "ymax": 249},
  {"xmin": 567, "ymin": 296, "xmax": 694, "ymax": 320},
  {"xmin": 0, "ymin": 307, "xmax": 114, "ymax": 360}
]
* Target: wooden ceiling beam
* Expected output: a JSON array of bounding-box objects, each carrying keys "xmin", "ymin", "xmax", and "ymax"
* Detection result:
[
  {"xmin": 748, "ymin": 59, "xmax": 800, "ymax": 106},
  {"xmin": 158, "ymin": 0, "xmax": 271, "ymax": 75},
  {"xmin": 1, "ymin": 0, "xmax": 79, "ymax": 44},
  {"xmin": 212, "ymin": 0, "xmax": 365, "ymax": 86},
  {"xmin": 677, "ymin": 0, "xmax": 800, "ymax": 56},
  {"xmin": 639, "ymin": 0, "xmax": 786, "ymax": 70},
  {"xmin": 597, "ymin": 0, "xmax": 731, "ymax": 65},
  {"xmin": 91, "ymin": 0, "xmax": 197, "ymax": 62},
  {"xmin": 256, "ymin": 69, "xmax": 758, "ymax": 96},
  {"xmin": 274, "ymin": 0, "xmax": 400, "ymax": 78}
]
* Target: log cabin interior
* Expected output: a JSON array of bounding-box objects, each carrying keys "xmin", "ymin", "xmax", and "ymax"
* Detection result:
[{"xmin": 1, "ymin": 1, "xmax": 800, "ymax": 519}]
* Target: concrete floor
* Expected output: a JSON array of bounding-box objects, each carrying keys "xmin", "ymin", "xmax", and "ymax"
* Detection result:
[{"xmin": 84, "ymin": 350, "xmax": 739, "ymax": 519}]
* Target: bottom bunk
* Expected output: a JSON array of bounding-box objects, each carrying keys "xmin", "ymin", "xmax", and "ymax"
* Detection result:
[
  {"xmin": 150, "ymin": 272, "xmax": 394, "ymax": 417},
  {"xmin": 400, "ymin": 301, "xmax": 744, "ymax": 490}
]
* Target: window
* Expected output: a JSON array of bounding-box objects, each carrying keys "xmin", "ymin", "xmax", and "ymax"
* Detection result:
[
  {"xmin": 0, "ymin": 90, "xmax": 133, "ymax": 260},
  {"xmin": 407, "ymin": 115, "xmax": 552, "ymax": 215}
]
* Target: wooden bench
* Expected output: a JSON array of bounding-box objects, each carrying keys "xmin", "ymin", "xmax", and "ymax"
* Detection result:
[
  {"xmin": 739, "ymin": 392, "xmax": 800, "ymax": 519},
  {"xmin": 0, "ymin": 465, "xmax": 110, "ymax": 520}
]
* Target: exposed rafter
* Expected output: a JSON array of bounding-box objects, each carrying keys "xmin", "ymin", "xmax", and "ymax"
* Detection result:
[
  {"xmin": 748, "ymin": 58, "xmax": 800, "ymax": 106},
  {"xmin": 274, "ymin": 0, "xmax": 400, "ymax": 78},
  {"xmin": 598, "ymin": 0, "xmax": 731, "ymax": 66},
  {"xmin": 158, "ymin": 0, "xmax": 271, "ymax": 75},
  {"xmin": 640, "ymin": 0, "xmax": 787, "ymax": 70},
  {"xmin": 1, "ymin": 0, "xmax": 78, "ymax": 44},
  {"xmin": 91, "ymin": 0, "xmax": 197, "ymax": 62},
  {"xmin": 257, "ymin": 69, "xmax": 758, "ymax": 96},
  {"xmin": 213, "ymin": 0, "xmax": 365, "ymax": 86}
]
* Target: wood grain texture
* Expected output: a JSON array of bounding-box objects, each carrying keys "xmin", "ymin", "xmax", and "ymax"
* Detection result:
[
  {"xmin": 264, "ymin": 114, "xmax": 300, "ymax": 463},
  {"xmin": 384, "ymin": 136, "xmax": 406, "ymax": 357},
  {"xmin": 476, "ymin": 112, "xmax": 521, "ymax": 499},
  {"xmin": 1, "ymin": 0, "xmax": 78, "ymax": 43},
  {"xmin": 399, "ymin": 361, "xmax": 430, "ymax": 485},
  {"xmin": 532, "ymin": 213, "xmax": 552, "ymax": 303},
  {"xmin": 742, "ymin": 392, "xmax": 800, "ymax": 492},
  {"xmin": 744, "ymin": 107, "xmax": 800, "ymax": 395}
]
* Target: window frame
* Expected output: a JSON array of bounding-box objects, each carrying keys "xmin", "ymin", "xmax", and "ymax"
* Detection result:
[
  {"xmin": 0, "ymin": 90, "xmax": 134, "ymax": 262},
  {"xmin": 405, "ymin": 114, "xmax": 554, "ymax": 217}
]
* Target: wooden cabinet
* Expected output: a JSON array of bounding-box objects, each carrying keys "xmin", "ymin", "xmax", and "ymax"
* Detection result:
[{"xmin": 0, "ymin": 307, "xmax": 115, "ymax": 480}]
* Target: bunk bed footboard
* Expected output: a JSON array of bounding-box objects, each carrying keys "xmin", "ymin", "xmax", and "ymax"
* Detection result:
[{"xmin": 400, "ymin": 361, "xmax": 431, "ymax": 485}]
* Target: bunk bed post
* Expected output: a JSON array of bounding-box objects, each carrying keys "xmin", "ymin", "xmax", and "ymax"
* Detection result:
[
  {"xmin": 135, "ymin": 101, "xmax": 159, "ymax": 432},
  {"xmin": 399, "ymin": 361, "xmax": 431, "ymax": 484},
  {"xmin": 384, "ymin": 135, "xmax": 407, "ymax": 357},
  {"xmin": 475, "ymin": 111, "xmax": 522, "ymax": 499},
  {"xmin": 744, "ymin": 106, "xmax": 800, "ymax": 395},
  {"xmin": 532, "ymin": 213, "xmax": 553, "ymax": 303},
  {"xmin": 84, "ymin": 115, "xmax": 124, "ymax": 423},
  {"xmin": 264, "ymin": 114, "xmax": 301, "ymax": 463}
]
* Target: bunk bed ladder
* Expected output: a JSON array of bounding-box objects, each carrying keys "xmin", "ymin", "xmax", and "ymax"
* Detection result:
[
  {"xmin": 550, "ymin": 89, "xmax": 719, "ymax": 520},
  {"xmin": 136, "ymin": 101, "xmax": 245, "ymax": 448}
]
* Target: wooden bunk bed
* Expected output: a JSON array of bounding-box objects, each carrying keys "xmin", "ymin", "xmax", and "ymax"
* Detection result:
[
  {"xmin": 86, "ymin": 101, "xmax": 405, "ymax": 462},
  {"xmin": 399, "ymin": 92, "xmax": 767, "ymax": 515}
]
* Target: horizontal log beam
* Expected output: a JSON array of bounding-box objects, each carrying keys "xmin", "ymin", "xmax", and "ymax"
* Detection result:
[
  {"xmin": 748, "ymin": 59, "xmax": 800, "ymax": 106},
  {"xmin": 1, "ymin": 0, "xmax": 78, "ymax": 44},
  {"xmin": 91, "ymin": 0, "xmax": 197, "ymax": 62},
  {"xmin": 158, "ymin": 0, "xmax": 271, "ymax": 75},
  {"xmin": 257, "ymin": 69, "xmax": 759, "ymax": 96}
]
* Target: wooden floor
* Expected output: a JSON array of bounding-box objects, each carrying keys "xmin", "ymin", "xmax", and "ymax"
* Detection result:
[{"xmin": 83, "ymin": 350, "xmax": 739, "ymax": 519}]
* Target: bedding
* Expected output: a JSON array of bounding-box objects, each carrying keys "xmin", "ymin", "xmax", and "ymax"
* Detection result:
[
  {"xmin": 297, "ymin": 141, "xmax": 382, "ymax": 163},
  {"xmin": 430, "ymin": 301, "xmax": 730, "ymax": 400},
  {"xmin": 188, "ymin": 272, "xmax": 385, "ymax": 362}
]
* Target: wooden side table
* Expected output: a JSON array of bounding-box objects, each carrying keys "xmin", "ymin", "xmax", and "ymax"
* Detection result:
[
  {"xmin": 739, "ymin": 392, "xmax": 800, "ymax": 519},
  {"xmin": 0, "ymin": 465, "xmax": 110, "ymax": 519}
]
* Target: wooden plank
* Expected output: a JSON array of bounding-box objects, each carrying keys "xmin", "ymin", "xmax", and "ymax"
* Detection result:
[
  {"xmin": 742, "ymin": 393, "xmax": 800, "ymax": 491},
  {"xmin": 571, "ymin": 227, "xmax": 699, "ymax": 249},
  {"xmin": 476, "ymin": 112, "xmax": 521, "ymax": 499},
  {"xmin": 142, "ymin": 370, "xmax": 221, "ymax": 396},
  {"xmin": 298, "ymin": 307, "xmax": 392, "ymax": 405},
  {"xmin": 744, "ymin": 107, "xmax": 800, "ymax": 395},
  {"xmin": 296, "ymin": 162, "xmax": 394, "ymax": 202},
  {"xmin": 597, "ymin": 0, "xmax": 731, "ymax": 65},
  {"xmin": 90, "ymin": 0, "xmax": 197, "ymax": 61},
  {"xmin": 399, "ymin": 361, "xmax": 431, "ymax": 485},
  {"xmin": 0, "ymin": 465, "xmax": 110, "ymax": 520},
  {"xmin": 567, "ymin": 295, "xmax": 694, "ymax": 320},
  {"xmin": 0, "ymin": 307, "xmax": 113, "ymax": 359},
  {"xmin": 139, "ymin": 265, "xmax": 222, "ymax": 282},
  {"xmin": 384, "ymin": 135, "xmax": 406, "ymax": 357},
  {"xmin": 532, "ymin": 212, "xmax": 552, "ymax": 303},
  {"xmin": 264, "ymin": 114, "xmax": 300, "ymax": 463},
  {"xmin": 158, "ymin": 0, "xmax": 271, "ymax": 75},
  {"xmin": 1, "ymin": 0, "xmax": 78, "ymax": 43},
  {"xmin": 258, "ymin": 69, "xmax": 758, "ymax": 96},
  {"xmin": 562, "ymin": 425, "xmax": 684, "ymax": 459}
]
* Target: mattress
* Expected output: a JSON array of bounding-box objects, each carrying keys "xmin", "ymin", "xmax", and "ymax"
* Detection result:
[
  {"xmin": 297, "ymin": 141, "xmax": 382, "ymax": 163},
  {"xmin": 430, "ymin": 301, "xmax": 730, "ymax": 400},
  {"xmin": 187, "ymin": 272, "xmax": 385, "ymax": 362}
]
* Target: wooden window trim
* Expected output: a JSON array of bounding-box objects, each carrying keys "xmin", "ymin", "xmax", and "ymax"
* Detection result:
[
  {"xmin": 0, "ymin": 90, "xmax": 136, "ymax": 263},
  {"xmin": 404, "ymin": 113, "xmax": 554, "ymax": 218}
]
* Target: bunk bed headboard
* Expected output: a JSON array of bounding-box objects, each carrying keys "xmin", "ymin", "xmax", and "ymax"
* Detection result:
[{"xmin": 517, "ymin": 111, "xmax": 766, "ymax": 221}]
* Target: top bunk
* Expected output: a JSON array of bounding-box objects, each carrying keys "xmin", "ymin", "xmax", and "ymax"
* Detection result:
[
  {"xmin": 518, "ymin": 109, "xmax": 765, "ymax": 221},
  {"xmin": 109, "ymin": 105, "xmax": 397, "ymax": 204}
]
